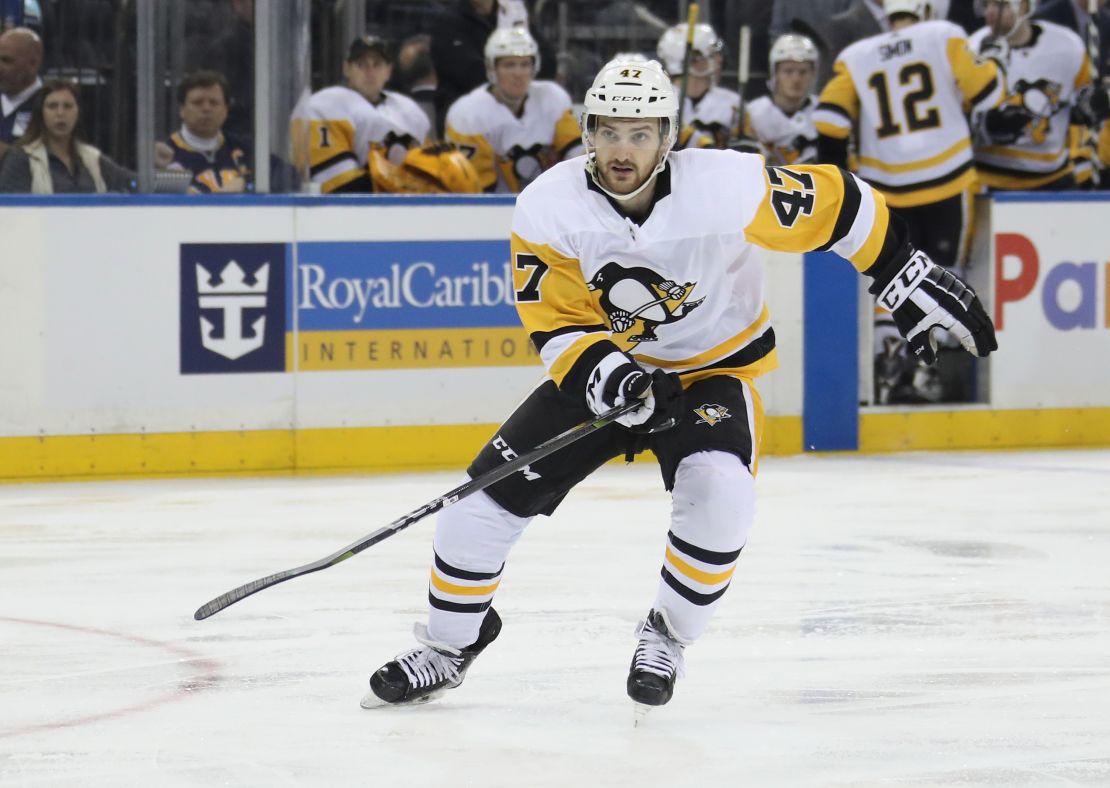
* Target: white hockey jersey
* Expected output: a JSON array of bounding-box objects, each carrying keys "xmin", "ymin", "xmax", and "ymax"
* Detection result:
[
  {"xmin": 741, "ymin": 95, "xmax": 818, "ymax": 165},
  {"xmin": 445, "ymin": 81, "xmax": 583, "ymax": 193},
  {"xmin": 815, "ymin": 20, "xmax": 1002, "ymax": 207},
  {"xmin": 969, "ymin": 22, "xmax": 1092, "ymax": 189},
  {"xmin": 679, "ymin": 85, "xmax": 741, "ymax": 149},
  {"xmin": 295, "ymin": 86, "xmax": 431, "ymax": 193},
  {"xmin": 509, "ymin": 150, "xmax": 894, "ymax": 392}
]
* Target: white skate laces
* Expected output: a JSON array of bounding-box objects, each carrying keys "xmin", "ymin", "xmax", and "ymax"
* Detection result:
[
  {"xmin": 632, "ymin": 610, "xmax": 687, "ymax": 681},
  {"xmin": 394, "ymin": 623, "xmax": 464, "ymax": 689}
]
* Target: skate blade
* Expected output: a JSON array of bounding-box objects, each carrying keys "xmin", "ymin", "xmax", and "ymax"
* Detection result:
[
  {"xmin": 359, "ymin": 689, "xmax": 438, "ymax": 709},
  {"xmin": 632, "ymin": 702, "xmax": 653, "ymax": 727}
]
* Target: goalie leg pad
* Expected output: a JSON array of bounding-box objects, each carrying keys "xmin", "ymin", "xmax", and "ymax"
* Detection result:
[{"xmin": 652, "ymin": 451, "xmax": 755, "ymax": 643}]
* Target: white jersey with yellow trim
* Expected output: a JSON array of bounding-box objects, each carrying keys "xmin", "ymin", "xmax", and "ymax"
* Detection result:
[
  {"xmin": 297, "ymin": 86, "xmax": 430, "ymax": 193},
  {"xmin": 445, "ymin": 81, "xmax": 584, "ymax": 193},
  {"xmin": 969, "ymin": 22, "xmax": 1091, "ymax": 189},
  {"xmin": 509, "ymin": 149, "xmax": 893, "ymax": 389},
  {"xmin": 679, "ymin": 85, "xmax": 741, "ymax": 149},
  {"xmin": 741, "ymin": 94, "xmax": 818, "ymax": 165},
  {"xmin": 815, "ymin": 19, "xmax": 1002, "ymax": 208}
]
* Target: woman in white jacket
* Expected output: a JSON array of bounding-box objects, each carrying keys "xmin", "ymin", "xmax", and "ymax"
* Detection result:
[{"xmin": 0, "ymin": 79, "xmax": 134, "ymax": 193}]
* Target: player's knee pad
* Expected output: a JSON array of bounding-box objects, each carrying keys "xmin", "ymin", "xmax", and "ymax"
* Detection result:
[
  {"xmin": 433, "ymin": 484, "xmax": 533, "ymax": 572},
  {"xmin": 670, "ymin": 450, "xmax": 755, "ymax": 552}
]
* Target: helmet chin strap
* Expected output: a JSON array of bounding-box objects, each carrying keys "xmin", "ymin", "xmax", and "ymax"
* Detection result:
[{"xmin": 586, "ymin": 147, "xmax": 671, "ymax": 203}]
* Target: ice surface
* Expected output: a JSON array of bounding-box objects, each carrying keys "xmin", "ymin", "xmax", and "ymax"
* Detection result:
[{"xmin": 2, "ymin": 449, "xmax": 1109, "ymax": 787}]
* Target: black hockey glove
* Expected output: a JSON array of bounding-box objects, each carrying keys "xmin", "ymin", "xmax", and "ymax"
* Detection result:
[
  {"xmin": 982, "ymin": 104, "xmax": 1030, "ymax": 145},
  {"xmin": 1072, "ymin": 84, "xmax": 1110, "ymax": 126},
  {"xmin": 867, "ymin": 248, "xmax": 998, "ymax": 365},
  {"xmin": 585, "ymin": 351, "xmax": 683, "ymax": 432}
]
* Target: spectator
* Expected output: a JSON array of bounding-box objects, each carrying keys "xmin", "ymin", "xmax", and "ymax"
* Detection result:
[
  {"xmin": 657, "ymin": 22, "xmax": 740, "ymax": 149},
  {"xmin": 156, "ymin": 70, "xmax": 252, "ymax": 194},
  {"xmin": 445, "ymin": 28, "xmax": 580, "ymax": 192},
  {"xmin": 192, "ymin": 0, "xmax": 253, "ymax": 139},
  {"xmin": 429, "ymin": 0, "xmax": 554, "ymax": 137},
  {"xmin": 0, "ymin": 26, "xmax": 41, "ymax": 158},
  {"xmin": 0, "ymin": 79, "xmax": 133, "ymax": 193},
  {"xmin": 294, "ymin": 35, "xmax": 431, "ymax": 193},
  {"xmin": 736, "ymin": 34, "xmax": 820, "ymax": 165},
  {"xmin": 393, "ymin": 33, "xmax": 437, "ymax": 133},
  {"xmin": 970, "ymin": 0, "xmax": 1092, "ymax": 191}
]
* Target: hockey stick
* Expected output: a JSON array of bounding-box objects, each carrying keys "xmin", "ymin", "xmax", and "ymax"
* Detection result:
[
  {"xmin": 193, "ymin": 400, "xmax": 640, "ymax": 620},
  {"xmin": 676, "ymin": 3, "xmax": 700, "ymax": 132},
  {"xmin": 727, "ymin": 24, "xmax": 752, "ymax": 150}
]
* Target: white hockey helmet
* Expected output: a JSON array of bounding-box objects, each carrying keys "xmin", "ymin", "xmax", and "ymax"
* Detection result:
[
  {"xmin": 484, "ymin": 27, "xmax": 540, "ymax": 83},
  {"xmin": 883, "ymin": 0, "xmax": 934, "ymax": 19},
  {"xmin": 656, "ymin": 23, "xmax": 722, "ymax": 77},
  {"xmin": 581, "ymin": 58, "xmax": 679, "ymax": 202},
  {"xmin": 769, "ymin": 34, "xmax": 819, "ymax": 93}
]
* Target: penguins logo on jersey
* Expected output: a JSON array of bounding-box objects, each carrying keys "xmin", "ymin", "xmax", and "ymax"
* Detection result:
[
  {"xmin": 1005, "ymin": 78, "xmax": 1064, "ymax": 145},
  {"xmin": 693, "ymin": 404, "xmax": 732, "ymax": 426},
  {"xmin": 506, "ymin": 142, "xmax": 547, "ymax": 183},
  {"xmin": 586, "ymin": 262, "xmax": 705, "ymax": 342}
]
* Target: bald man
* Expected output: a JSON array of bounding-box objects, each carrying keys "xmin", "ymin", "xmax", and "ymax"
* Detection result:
[{"xmin": 0, "ymin": 27, "xmax": 43, "ymax": 158}]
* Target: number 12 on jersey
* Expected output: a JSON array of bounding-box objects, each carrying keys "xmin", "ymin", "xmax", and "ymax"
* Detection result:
[{"xmin": 867, "ymin": 62, "xmax": 940, "ymax": 138}]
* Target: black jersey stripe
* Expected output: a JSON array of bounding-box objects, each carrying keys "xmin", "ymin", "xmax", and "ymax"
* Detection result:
[
  {"xmin": 697, "ymin": 327, "xmax": 776, "ymax": 373},
  {"xmin": 434, "ymin": 554, "xmax": 504, "ymax": 582},
  {"xmin": 529, "ymin": 324, "xmax": 609, "ymax": 354},
  {"xmin": 816, "ymin": 101, "xmax": 853, "ymax": 122},
  {"xmin": 309, "ymin": 150, "xmax": 358, "ymax": 177},
  {"xmin": 428, "ymin": 591, "xmax": 493, "ymax": 614},
  {"xmin": 815, "ymin": 167, "xmax": 862, "ymax": 252},
  {"xmin": 865, "ymin": 160, "xmax": 973, "ymax": 194},
  {"xmin": 668, "ymin": 531, "xmax": 743, "ymax": 565},
  {"xmin": 660, "ymin": 567, "xmax": 731, "ymax": 606},
  {"xmin": 969, "ymin": 76, "xmax": 999, "ymax": 109}
]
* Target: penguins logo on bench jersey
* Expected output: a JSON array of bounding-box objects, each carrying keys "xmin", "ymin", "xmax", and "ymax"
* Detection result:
[{"xmin": 586, "ymin": 262, "xmax": 705, "ymax": 342}]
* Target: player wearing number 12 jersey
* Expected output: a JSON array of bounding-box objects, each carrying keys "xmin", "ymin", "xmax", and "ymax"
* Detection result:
[
  {"xmin": 363, "ymin": 58, "xmax": 996, "ymax": 717},
  {"xmin": 815, "ymin": 0, "xmax": 1003, "ymax": 269}
]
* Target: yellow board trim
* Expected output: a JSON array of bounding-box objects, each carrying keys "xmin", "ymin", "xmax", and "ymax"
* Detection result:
[
  {"xmin": 429, "ymin": 571, "xmax": 500, "ymax": 597},
  {"xmin": 4, "ymin": 408, "xmax": 1106, "ymax": 483},
  {"xmin": 0, "ymin": 415, "xmax": 803, "ymax": 482},
  {"xmin": 665, "ymin": 547, "xmax": 736, "ymax": 585}
]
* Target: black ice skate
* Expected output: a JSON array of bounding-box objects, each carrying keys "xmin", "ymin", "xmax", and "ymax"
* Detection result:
[
  {"xmin": 627, "ymin": 608, "xmax": 688, "ymax": 724},
  {"xmin": 360, "ymin": 608, "xmax": 502, "ymax": 708}
]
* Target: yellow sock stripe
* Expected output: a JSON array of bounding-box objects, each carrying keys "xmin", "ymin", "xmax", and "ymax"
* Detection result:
[
  {"xmin": 664, "ymin": 547, "xmax": 735, "ymax": 586},
  {"xmin": 429, "ymin": 570, "xmax": 500, "ymax": 597}
]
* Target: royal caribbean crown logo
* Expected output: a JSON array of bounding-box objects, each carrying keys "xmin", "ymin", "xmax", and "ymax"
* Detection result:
[{"xmin": 180, "ymin": 243, "xmax": 286, "ymax": 374}]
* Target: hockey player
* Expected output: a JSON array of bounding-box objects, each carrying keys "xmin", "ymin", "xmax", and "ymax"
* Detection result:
[
  {"xmin": 362, "ymin": 59, "xmax": 996, "ymax": 715},
  {"xmin": 737, "ymin": 34, "xmax": 820, "ymax": 166},
  {"xmin": 971, "ymin": 0, "xmax": 1094, "ymax": 190},
  {"xmin": 445, "ymin": 28, "xmax": 582, "ymax": 193},
  {"xmin": 657, "ymin": 22, "xmax": 741, "ymax": 149},
  {"xmin": 296, "ymin": 35, "xmax": 430, "ymax": 193},
  {"xmin": 814, "ymin": 0, "xmax": 1003, "ymax": 403}
]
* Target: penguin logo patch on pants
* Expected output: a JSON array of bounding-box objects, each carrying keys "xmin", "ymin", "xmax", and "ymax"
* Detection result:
[
  {"xmin": 585, "ymin": 262, "xmax": 704, "ymax": 342},
  {"xmin": 693, "ymin": 404, "xmax": 732, "ymax": 427}
]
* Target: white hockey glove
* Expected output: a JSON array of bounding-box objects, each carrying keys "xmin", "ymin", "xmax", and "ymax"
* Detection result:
[
  {"xmin": 868, "ymin": 248, "xmax": 998, "ymax": 364},
  {"xmin": 585, "ymin": 351, "xmax": 682, "ymax": 432}
]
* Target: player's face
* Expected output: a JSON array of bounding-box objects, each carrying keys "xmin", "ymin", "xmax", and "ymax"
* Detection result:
[
  {"xmin": 42, "ymin": 89, "xmax": 78, "ymax": 141},
  {"xmin": 774, "ymin": 61, "xmax": 815, "ymax": 102},
  {"xmin": 179, "ymin": 84, "xmax": 228, "ymax": 138},
  {"xmin": 982, "ymin": 0, "xmax": 1021, "ymax": 35},
  {"xmin": 591, "ymin": 118, "xmax": 663, "ymax": 194},
  {"xmin": 345, "ymin": 52, "xmax": 392, "ymax": 102},
  {"xmin": 494, "ymin": 56, "xmax": 534, "ymax": 101}
]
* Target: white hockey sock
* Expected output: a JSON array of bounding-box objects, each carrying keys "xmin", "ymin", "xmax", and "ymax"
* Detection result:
[
  {"xmin": 652, "ymin": 451, "xmax": 755, "ymax": 642},
  {"xmin": 426, "ymin": 486, "xmax": 532, "ymax": 648}
]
